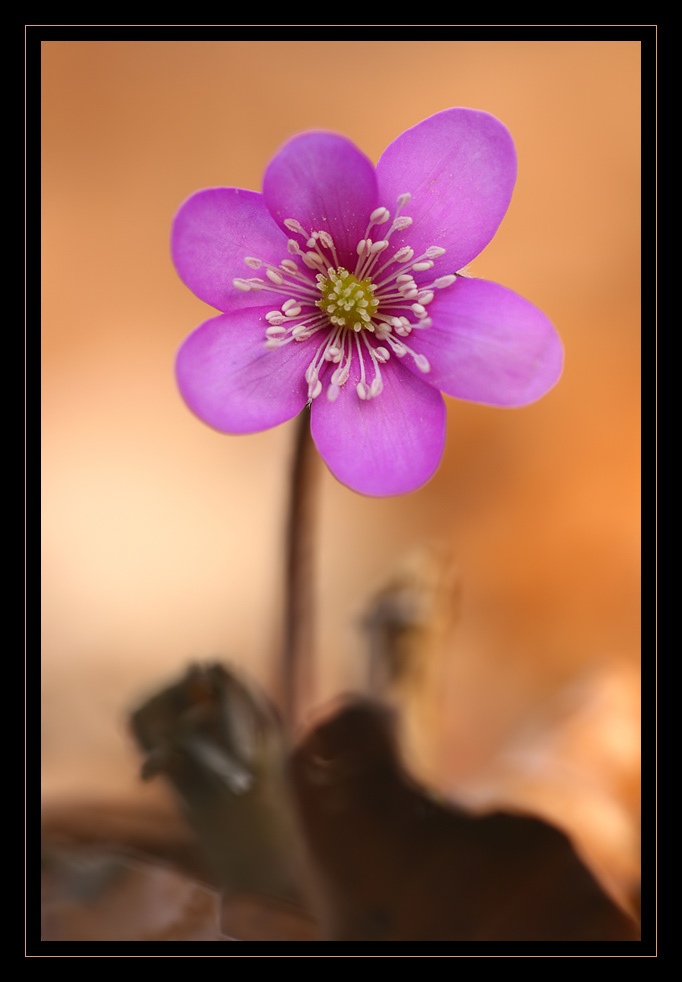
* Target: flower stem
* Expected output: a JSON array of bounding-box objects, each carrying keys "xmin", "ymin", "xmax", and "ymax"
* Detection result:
[{"xmin": 281, "ymin": 408, "xmax": 319, "ymax": 736}]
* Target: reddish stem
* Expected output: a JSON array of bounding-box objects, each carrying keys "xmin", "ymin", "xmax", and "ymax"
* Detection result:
[{"xmin": 281, "ymin": 408, "xmax": 319, "ymax": 735}]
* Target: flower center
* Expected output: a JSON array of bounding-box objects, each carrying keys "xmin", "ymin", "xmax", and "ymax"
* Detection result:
[
  {"xmin": 233, "ymin": 192, "xmax": 460, "ymax": 403},
  {"xmin": 315, "ymin": 269, "xmax": 379, "ymax": 331}
]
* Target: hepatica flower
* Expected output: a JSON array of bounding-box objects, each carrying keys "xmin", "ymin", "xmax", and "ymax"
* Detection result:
[{"xmin": 172, "ymin": 108, "xmax": 563, "ymax": 496}]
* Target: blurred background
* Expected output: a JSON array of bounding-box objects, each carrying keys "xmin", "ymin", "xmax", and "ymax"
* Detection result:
[{"xmin": 40, "ymin": 38, "xmax": 642, "ymax": 935}]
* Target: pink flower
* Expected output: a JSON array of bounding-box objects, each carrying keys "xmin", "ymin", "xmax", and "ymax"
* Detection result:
[{"xmin": 172, "ymin": 108, "xmax": 563, "ymax": 496}]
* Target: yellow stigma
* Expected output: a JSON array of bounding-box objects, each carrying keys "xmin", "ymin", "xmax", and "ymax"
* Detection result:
[{"xmin": 316, "ymin": 268, "xmax": 379, "ymax": 331}]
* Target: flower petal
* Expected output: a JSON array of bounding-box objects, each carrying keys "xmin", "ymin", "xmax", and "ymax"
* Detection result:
[
  {"xmin": 406, "ymin": 277, "xmax": 564, "ymax": 406},
  {"xmin": 172, "ymin": 188, "xmax": 289, "ymax": 312},
  {"xmin": 310, "ymin": 355, "xmax": 446, "ymax": 496},
  {"xmin": 375, "ymin": 108, "xmax": 517, "ymax": 278},
  {"xmin": 262, "ymin": 132, "xmax": 378, "ymax": 269},
  {"xmin": 176, "ymin": 309, "xmax": 311, "ymax": 434}
]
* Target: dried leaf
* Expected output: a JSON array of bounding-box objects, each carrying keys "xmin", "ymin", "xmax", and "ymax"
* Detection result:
[
  {"xmin": 129, "ymin": 663, "xmax": 312, "ymax": 916},
  {"xmin": 289, "ymin": 698, "xmax": 639, "ymax": 941}
]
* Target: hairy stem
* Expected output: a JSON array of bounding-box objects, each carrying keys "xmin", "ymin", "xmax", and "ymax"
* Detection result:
[{"xmin": 282, "ymin": 408, "xmax": 319, "ymax": 735}]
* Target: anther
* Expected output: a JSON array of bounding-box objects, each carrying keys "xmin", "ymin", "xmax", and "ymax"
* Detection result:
[
  {"xmin": 284, "ymin": 218, "xmax": 307, "ymax": 236},
  {"xmin": 370, "ymin": 207, "xmax": 390, "ymax": 224},
  {"xmin": 303, "ymin": 252, "xmax": 325, "ymax": 268},
  {"xmin": 434, "ymin": 275, "xmax": 458, "ymax": 289},
  {"xmin": 393, "ymin": 247, "xmax": 414, "ymax": 263}
]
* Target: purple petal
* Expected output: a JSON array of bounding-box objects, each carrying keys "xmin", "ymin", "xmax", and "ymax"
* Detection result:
[
  {"xmin": 176, "ymin": 309, "xmax": 311, "ymax": 434},
  {"xmin": 310, "ymin": 355, "xmax": 446, "ymax": 497},
  {"xmin": 406, "ymin": 277, "xmax": 564, "ymax": 407},
  {"xmin": 171, "ymin": 188, "xmax": 289, "ymax": 312},
  {"xmin": 375, "ymin": 108, "xmax": 517, "ymax": 278},
  {"xmin": 262, "ymin": 132, "xmax": 378, "ymax": 269}
]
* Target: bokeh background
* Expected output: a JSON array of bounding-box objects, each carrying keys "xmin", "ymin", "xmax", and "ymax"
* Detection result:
[{"xmin": 40, "ymin": 37, "xmax": 642, "ymax": 921}]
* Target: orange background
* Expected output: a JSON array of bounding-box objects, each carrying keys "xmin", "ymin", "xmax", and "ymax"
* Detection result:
[{"xmin": 40, "ymin": 38, "xmax": 642, "ymax": 903}]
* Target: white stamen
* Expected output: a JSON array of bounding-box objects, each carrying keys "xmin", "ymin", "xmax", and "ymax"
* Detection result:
[
  {"xmin": 238, "ymin": 190, "xmax": 458, "ymax": 405},
  {"xmin": 284, "ymin": 218, "xmax": 307, "ymax": 236},
  {"xmin": 392, "ymin": 216, "xmax": 413, "ymax": 231},
  {"xmin": 303, "ymin": 252, "xmax": 325, "ymax": 267},
  {"xmin": 434, "ymin": 274, "xmax": 458, "ymax": 288},
  {"xmin": 392, "ymin": 247, "xmax": 414, "ymax": 263},
  {"xmin": 331, "ymin": 363, "xmax": 350, "ymax": 387}
]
